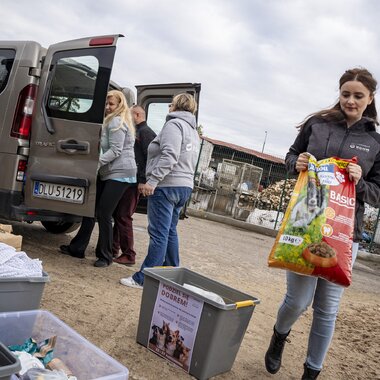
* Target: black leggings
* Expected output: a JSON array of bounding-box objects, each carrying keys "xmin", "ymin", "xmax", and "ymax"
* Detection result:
[{"xmin": 69, "ymin": 178, "xmax": 129, "ymax": 263}]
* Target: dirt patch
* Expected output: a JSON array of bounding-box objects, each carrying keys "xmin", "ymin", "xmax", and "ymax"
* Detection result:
[{"xmin": 12, "ymin": 214, "xmax": 380, "ymax": 380}]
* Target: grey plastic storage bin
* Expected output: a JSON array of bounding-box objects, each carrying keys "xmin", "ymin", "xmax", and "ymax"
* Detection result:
[
  {"xmin": 0, "ymin": 271, "xmax": 49, "ymax": 312},
  {"xmin": 0, "ymin": 310, "xmax": 129, "ymax": 380},
  {"xmin": 0, "ymin": 342, "xmax": 21, "ymax": 380},
  {"xmin": 136, "ymin": 267, "xmax": 260, "ymax": 380}
]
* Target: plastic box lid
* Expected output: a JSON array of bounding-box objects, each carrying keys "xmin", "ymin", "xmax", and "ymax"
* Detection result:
[
  {"xmin": 0, "ymin": 310, "xmax": 129, "ymax": 380},
  {"xmin": 0, "ymin": 271, "xmax": 49, "ymax": 283}
]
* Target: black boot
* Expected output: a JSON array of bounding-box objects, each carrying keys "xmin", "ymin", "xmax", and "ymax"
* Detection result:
[
  {"xmin": 301, "ymin": 363, "xmax": 320, "ymax": 379},
  {"xmin": 265, "ymin": 326, "xmax": 290, "ymax": 374}
]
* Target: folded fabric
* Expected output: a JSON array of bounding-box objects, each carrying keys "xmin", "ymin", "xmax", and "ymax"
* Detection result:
[
  {"xmin": 11, "ymin": 351, "xmax": 45, "ymax": 375},
  {"xmin": 19, "ymin": 368, "xmax": 70, "ymax": 380},
  {"xmin": 0, "ymin": 243, "xmax": 43, "ymax": 277},
  {"xmin": 9, "ymin": 336, "xmax": 56, "ymax": 366}
]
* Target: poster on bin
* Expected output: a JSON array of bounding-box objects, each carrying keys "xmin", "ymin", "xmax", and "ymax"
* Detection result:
[{"xmin": 148, "ymin": 282, "xmax": 204, "ymax": 372}]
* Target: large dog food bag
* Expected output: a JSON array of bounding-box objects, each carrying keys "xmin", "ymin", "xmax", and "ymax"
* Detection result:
[{"xmin": 268, "ymin": 155, "xmax": 356, "ymax": 286}]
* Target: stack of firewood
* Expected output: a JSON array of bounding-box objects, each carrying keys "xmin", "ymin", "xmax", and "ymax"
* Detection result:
[
  {"xmin": 363, "ymin": 204, "xmax": 379, "ymax": 233},
  {"xmin": 256, "ymin": 179, "xmax": 297, "ymax": 211}
]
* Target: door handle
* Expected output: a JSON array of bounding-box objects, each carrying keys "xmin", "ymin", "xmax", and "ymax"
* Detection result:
[
  {"xmin": 57, "ymin": 140, "xmax": 90, "ymax": 154},
  {"xmin": 61, "ymin": 143, "xmax": 87, "ymax": 151}
]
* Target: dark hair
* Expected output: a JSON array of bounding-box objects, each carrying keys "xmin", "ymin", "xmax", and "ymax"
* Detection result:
[{"xmin": 299, "ymin": 67, "xmax": 378, "ymax": 129}]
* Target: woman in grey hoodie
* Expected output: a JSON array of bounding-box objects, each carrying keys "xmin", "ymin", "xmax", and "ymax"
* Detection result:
[{"xmin": 120, "ymin": 93, "xmax": 200, "ymax": 287}]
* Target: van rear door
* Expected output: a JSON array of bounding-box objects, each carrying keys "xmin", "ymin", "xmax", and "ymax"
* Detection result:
[
  {"xmin": 25, "ymin": 35, "xmax": 121, "ymax": 217},
  {"xmin": 136, "ymin": 83, "xmax": 201, "ymax": 135}
]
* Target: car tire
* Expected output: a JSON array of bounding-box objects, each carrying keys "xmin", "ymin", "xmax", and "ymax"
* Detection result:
[{"xmin": 41, "ymin": 221, "xmax": 80, "ymax": 234}]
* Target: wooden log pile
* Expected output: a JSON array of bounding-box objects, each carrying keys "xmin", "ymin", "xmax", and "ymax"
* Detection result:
[
  {"xmin": 256, "ymin": 179, "xmax": 297, "ymax": 211},
  {"xmin": 363, "ymin": 204, "xmax": 378, "ymax": 233}
]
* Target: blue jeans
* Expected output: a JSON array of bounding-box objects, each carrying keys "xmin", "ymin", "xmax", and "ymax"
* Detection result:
[
  {"xmin": 275, "ymin": 242, "xmax": 358, "ymax": 371},
  {"xmin": 133, "ymin": 186, "xmax": 193, "ymax": 285}
]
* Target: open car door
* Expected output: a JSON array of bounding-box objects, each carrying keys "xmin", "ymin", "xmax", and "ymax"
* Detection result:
[
  {"xmin": 136, "ymin": 82, "xmax": 201, "ymax": 135},
  {"xmin": 135, "ymin": 83, "xmax": 201, "ymax": 214},
  {"xmin": 25, "ymin": 35, "xmax": 122, "ymax": 217}
]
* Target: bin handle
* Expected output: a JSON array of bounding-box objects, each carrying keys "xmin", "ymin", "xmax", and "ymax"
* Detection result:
[{"xmin": 235, "ymin": 300, "xmax": 258, "ymax": 309}]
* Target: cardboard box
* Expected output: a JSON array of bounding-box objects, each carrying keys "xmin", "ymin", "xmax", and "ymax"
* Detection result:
[
  {"xmin": 0, "ymin": 224, "xmax": 12, "ymax": 234},
  {"xmin": 0, "ymin": 232, "xmax": 22, "ymax": 251}
]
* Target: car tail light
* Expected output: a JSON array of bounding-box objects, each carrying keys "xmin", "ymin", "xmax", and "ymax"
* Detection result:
[
  {"xmin": 11, "ymin": 84, "xmax": 38, "ymax": 139},
  {"xmin": 89, "ymin": 37, "xmax": 114, "ymax": 46},
  {"xmin": 16, "ymin": 159, "xmax": 27, "ymax": 181}
]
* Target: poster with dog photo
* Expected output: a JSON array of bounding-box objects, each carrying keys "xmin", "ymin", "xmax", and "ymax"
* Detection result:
[{"xmin": 148, "ymin": 282, "xmax": 204, "ymax": 372}]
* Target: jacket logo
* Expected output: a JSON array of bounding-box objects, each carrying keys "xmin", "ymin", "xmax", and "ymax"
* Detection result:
[{"xmin": 349, "ymin": 143, "xmax": 370, "ymax": 153}]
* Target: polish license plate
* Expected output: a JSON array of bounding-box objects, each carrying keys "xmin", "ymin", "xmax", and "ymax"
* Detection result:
[{"xmin": 33, "ymin": 181, "xmax": 85, "ymax": 204}]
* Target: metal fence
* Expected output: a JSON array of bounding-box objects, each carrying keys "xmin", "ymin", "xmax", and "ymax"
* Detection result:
[{"xmin": 189, "ymin": 139, "xmax": 380, "ymax": 255}]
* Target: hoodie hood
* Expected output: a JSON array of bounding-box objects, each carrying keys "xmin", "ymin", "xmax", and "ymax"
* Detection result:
[
  {"xmin": 360, "ymin": 116, "xmax": 377, "ymax": 132},
  {"xmin": 335, "ymin": 116, "xmax": 377, "ymax": 132},
  {"xmin": 166, "ymin": 111, "xmax": 197, "ymax": 129}
]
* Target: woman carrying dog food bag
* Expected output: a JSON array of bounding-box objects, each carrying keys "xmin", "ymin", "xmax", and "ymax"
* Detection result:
[{"xmin": 265, "ymin": 68, "xmax": 380, "ymax": 379}]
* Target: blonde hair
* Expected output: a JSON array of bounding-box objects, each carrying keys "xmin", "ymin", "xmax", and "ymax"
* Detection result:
[
  {"xmin": 171, "ymin": 93, "xmax": 197, "ymax": 114},
  {"xmin": 103, "ymin": 90, "xmax": 135, "ymax": 137}
]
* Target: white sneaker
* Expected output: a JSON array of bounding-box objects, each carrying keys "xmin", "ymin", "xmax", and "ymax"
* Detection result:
[{"xmin": 120, "ymin": 276, "xmax": 143, "ymax": 289}]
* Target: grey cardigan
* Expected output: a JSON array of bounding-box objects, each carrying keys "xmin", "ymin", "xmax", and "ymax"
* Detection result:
[{"xmin": 98, "ymin": 116, "xmax": 137, "ymax": 181}]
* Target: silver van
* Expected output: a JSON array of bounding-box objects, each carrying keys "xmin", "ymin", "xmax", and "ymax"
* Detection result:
[{"xmin": 0, "ymin": 34, "xmax": 200, "ymax": 233}]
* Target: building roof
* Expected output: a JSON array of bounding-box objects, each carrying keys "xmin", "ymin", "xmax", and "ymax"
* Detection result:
[{"xmin": 202, "ymin": 136, "xmax": 285, "ymax": 164}]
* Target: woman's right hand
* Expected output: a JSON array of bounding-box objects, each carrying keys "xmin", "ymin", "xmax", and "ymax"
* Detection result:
[
  {"xmin": 295, "ymin": 152, "xmax": 310, "ymax": 172},
  {"xmin": 139, "ymin": 183, "xmax": 156, "ymax": 197}
]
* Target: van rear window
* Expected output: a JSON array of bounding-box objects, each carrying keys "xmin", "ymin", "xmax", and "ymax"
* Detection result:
[
  {"xmin": 44, "ymin": 47, "xmax": 115, "ymax": 124},
  {"xmin": 0, "ymin": 49, "xmax": 15, "ymax": 94},
  {"xmin": 48, "ymin": 55, "xmax": 99, "ymax": 114}
]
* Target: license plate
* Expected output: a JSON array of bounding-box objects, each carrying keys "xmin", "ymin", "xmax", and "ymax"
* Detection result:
[{"xmin": 33, "ymin": 181, "xmax": 85, "ymax": 204}]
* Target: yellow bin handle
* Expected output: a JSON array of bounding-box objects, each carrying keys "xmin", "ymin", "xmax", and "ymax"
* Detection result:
[{"xmin": 235, "ymin": 300, "xmax": 258, "ymax": 309}]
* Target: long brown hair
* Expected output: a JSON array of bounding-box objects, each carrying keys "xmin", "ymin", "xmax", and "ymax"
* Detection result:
[{"xmin": 298, "ymin": 68, "xmax": 378, "ymax": 129}]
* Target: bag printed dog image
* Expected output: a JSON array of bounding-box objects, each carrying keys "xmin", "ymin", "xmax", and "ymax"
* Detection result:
[{"xmin": 268, "ymin": 155, "xmax": 356, "ymax": 287}]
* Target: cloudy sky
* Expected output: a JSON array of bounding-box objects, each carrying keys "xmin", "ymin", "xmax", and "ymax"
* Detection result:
[{"xmin": 1, "ymin": 0, "xmax": 379, "ymax": 157}]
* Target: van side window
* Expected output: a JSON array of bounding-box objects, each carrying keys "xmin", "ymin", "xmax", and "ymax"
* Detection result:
[
  {"xmin": 146, "ymin": 101, "xmax": 172, "ymax": 134},
  {"xmin": 0, "ymin": 49, "xmax": 15, "ymax": 94},
  {"xmin": 48, "ymin": 56, "xmax": 99, "ymax": 114}
]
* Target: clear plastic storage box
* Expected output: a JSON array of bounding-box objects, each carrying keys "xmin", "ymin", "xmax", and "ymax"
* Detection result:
[{"xmin": 0, "ymin": 310, "xmax": 129, "ymax": 380}]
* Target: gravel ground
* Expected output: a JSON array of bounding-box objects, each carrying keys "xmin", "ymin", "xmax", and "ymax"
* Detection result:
[{"xmin": 10, "ymin": 214, "xmax": 380, "ymax": 380}]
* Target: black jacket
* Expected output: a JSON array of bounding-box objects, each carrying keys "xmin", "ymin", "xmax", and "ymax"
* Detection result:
[
  {"xmin": 134, "ymin": 121, "xmax": 156, "ymax": 184},
  {"xmin": 286, "ymin": 116, "xmax": 380, "ymax": 241}
]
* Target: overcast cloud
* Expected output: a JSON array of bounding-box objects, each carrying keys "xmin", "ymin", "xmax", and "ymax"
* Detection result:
[{"xmin": 1, "ymin": 0, "xmax": 379, "ymax": 157}]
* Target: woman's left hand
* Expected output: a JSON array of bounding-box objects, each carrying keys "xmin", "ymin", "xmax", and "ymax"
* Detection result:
[{"xmin": 346, "ymin": 163, "xmax": 362, "ymax": 185}]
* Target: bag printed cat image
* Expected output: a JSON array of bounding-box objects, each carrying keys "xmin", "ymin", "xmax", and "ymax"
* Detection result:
[{"xmin": 268, "ymin": 155, "xmax": 356, "ymax": 287}]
